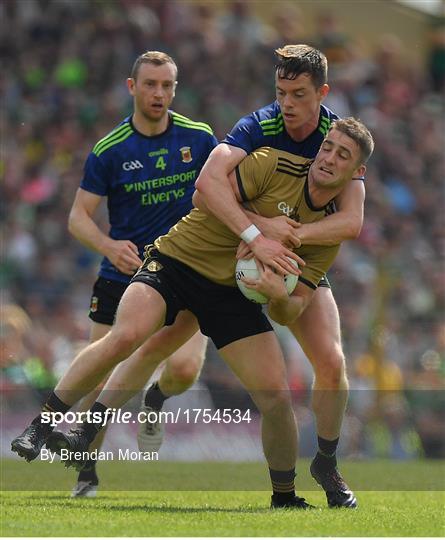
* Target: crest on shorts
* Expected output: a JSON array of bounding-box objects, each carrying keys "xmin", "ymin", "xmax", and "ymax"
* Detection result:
[
  {"xmin": 90, "ymin": 296, "xmax": 99, "ymax": 313},
  {"xmin": 147, "ymin": 260, "xmax": 163, "ymax": 272},
  {"xmin": 180, "ymin": 146, "xmax": 192, "ymax": 163}
]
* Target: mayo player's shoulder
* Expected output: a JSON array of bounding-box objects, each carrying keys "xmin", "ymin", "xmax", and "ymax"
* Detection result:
[
  {"xmin": 91, "ymin": 117, "xmax": 134, "ymax": 157},
  {"xmin": 170, "ymin": 111, "xmax": 214, "ymax": 137}
]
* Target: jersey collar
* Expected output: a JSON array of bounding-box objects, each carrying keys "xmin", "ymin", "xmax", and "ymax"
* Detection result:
[{"xmin": 129, "ymin": 112, "xmax": 174, "ymax": 139}]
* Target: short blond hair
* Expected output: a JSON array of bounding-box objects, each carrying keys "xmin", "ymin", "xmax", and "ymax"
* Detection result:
[{"xmin": 130, "ymin": 51, "xmax": 177, "ymax": 80}]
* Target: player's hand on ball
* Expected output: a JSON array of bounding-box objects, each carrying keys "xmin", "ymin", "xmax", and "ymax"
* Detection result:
[
  {"xmin": 241, "ymin": 259, "xmax": 288, "ymax": 302},
  {"xmin": 236, "ymin": 257, "xmax": 299, "ymax": 304},
  {"xmin": 236, "ymin": 241, "xmax": 253, "ymax": 260},
  {"xmin": 254, "ymin": 215, "xmax": 302, "ymax": 248},
  {"xmin": 249, "ymin": 235, "xmax": 304, "ymax": 276}
]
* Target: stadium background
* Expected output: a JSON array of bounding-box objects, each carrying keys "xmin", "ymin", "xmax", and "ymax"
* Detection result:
[{"xmin": 1, "ymin": 0, "xmax": 444, "ymax": 470}]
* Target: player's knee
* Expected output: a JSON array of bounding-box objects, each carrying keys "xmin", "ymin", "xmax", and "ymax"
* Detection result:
[
  {"xmin": 313, "ymin": 347, "xmax": 347, "ymax": 389},
  {"xmin": 167, "ymin": 355, "xmax": 202, "ymax": 387},
  {"xmin": 254, "ymin": 387, "xmax": 292, "ymax": 417},
  {"xmin": 110, "ymin": 326, "xmax": 143, "ymax": 357}
]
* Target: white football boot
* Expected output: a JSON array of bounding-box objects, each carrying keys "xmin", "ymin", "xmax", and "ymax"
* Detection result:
[
  {"xmin": 137, "ymin": 404, "xmax": 165, "ymax": 452},
  {"xmin": 71, "ymin": 480, "xmax": 98, "ymax": 498}
]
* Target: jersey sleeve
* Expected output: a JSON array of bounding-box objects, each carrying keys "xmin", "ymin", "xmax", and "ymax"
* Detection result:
[
  {"xmin": 296, "ymin": 244, "xmax": 340, "ymax": 290},
  {"xmin": 207, "ymin": 133, "xmax": 219, "ymax": 156},
  {"xmin": 235, "ymin": 148, "xmax": 278, "ymax": 201},
  {"xmin": 80, "ymin": 152, "xmax": 111, "ymax": 196},
  {"xmin": 222, "ymin": 114, "xmax": 264, "ymax": 154},
  {"xmin": 194, "ymin": 132, "xmax": 218, "ymax": 173}
]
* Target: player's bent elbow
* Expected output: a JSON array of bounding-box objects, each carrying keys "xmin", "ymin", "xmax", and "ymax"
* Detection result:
[
  {"xmin": 269, "ymin": 293, "xmax": 312, "ymax": 325},
  {"xmin": 332, "ymin": 211, "xmax": 363, "ymax": 241},
  {"xmin": 346, "ymin": 215, "xmax": 363, "ymax": 240},
  {"xmin": 67, "ymin": 211, "xmax": 79, "ymax": 238},
  {"xmin": 348, "ymin": 221, "xmax": 363, "ymax": 240},
  {"xmin": 195, "ymin": 145, "xmax": 237, "ymax": 193},
  {"xmin": 192, "ymin": 190, "xmax": 202, "ymax": 209}
]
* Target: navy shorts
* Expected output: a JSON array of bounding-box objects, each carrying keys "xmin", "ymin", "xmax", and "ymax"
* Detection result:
[
  {"xmin": 88, "ymin": 277, "xmax": 128, "ymax": 325},
  {"xmin": 130, "ymin": 250, "xmax": 273, "ymax": 349}
]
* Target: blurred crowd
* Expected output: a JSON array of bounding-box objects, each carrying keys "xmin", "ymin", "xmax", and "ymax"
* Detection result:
[{"xmin": 1, "ymin": 0, "xmax": 444, "ymax": 459}]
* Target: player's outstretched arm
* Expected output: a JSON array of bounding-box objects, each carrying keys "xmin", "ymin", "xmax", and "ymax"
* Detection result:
[
  {"xmin": 297, "ymin": 180, "xmax": 365, "ymax": 246},
  {"xmin": 243, "ymin": 178, "xmax": 364, "ymax": 249},
  {"xmin": 68, "ymin": 188, "xmax": 142, "ymax": 275},
  {"xmin": 195, "ymin": 144, "xmax": 301, "ymax": 276}
]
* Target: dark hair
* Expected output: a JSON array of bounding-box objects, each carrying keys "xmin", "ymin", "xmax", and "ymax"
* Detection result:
[
  {"xmin": 130, "ymin": 51, "xmax": 177, "ymax": 80},
  {"xmin": 275, "ymin": 44, "xmax": 328, "ymax": 88},
  {"xmin": 330, "ymin": 118, "xmax": 375, "ymax": 164}
]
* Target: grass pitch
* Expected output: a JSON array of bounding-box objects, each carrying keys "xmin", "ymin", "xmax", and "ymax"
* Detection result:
[{"xmin": 1, "ymin": 459, "xmax": 444, "ymax": 537}]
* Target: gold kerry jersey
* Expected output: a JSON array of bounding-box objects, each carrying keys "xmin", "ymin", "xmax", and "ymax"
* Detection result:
[{"xmin": 155, "ymin": 147, "xmax": 340, "ymax": 288}]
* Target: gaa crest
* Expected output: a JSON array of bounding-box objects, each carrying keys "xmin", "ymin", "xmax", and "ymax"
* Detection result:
[
  {"xmin": 180, "ymin": 146, "xmax": 192, "ymax": 163},
  {"xmin": 147, "ymin": 260, "xmax": 163, "ymax": 272},
  {"xmin": 90, "ymin": 296, "xmax": 99, "ymax": 313}
]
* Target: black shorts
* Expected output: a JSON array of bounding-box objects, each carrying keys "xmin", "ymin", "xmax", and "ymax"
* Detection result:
[
  {"xmin": 318, "ymin": 275, "xmax": 331, "ymax": 288},
  {"xmin": 130, "ymin": 250, "xmax": 273, "ymax": 349},
  {"xmin": 88, "ymin": 277, "xmax": 128, "ymax": 325}
]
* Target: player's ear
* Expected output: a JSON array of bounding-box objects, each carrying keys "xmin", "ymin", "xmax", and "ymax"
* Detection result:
[
  {"xmin": 127, "ymin": 78, "xmax": 136, "ymax": 95},
  {"xmin": 353, "ymin": 164, "xmax": 366, "ymax": 180},
  {"xmin": 319, "ymin": 84, "xmax": 330, "ymax": 100}
]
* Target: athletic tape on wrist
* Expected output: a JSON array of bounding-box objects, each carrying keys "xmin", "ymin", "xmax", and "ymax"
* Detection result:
[{"xmin": 240, "ymin": 224, "xmax": 261, "ymax": 244}]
